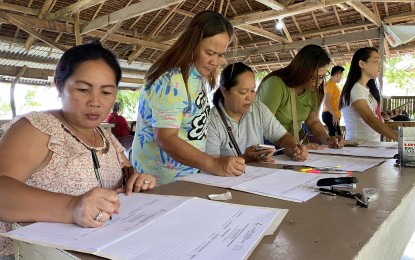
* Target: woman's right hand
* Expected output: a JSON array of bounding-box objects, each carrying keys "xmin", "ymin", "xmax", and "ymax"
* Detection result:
[
  {"xmin": 214, "ymin": 156, "xmax": 245, "ymax": 177},
  {"xmin": 68, "ymin": 187, "xmax": 120, "ymax": 228}
]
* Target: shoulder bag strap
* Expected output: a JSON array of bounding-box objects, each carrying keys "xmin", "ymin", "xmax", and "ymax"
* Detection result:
[
  {"xmin": 216, "ymin": 104, "xmax": 242, "ymax": 156},
  {"xmin": 290, "ymin": 88, "xmax": 300, "ymax": 142}
]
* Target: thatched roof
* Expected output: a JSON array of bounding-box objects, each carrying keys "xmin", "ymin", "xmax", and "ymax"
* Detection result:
[{"xmin": 0, "ymin": 0, "xmax": 414, "ymax": 89}]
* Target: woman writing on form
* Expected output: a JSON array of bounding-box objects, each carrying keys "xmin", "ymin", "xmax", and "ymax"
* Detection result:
[
  {"xmin": 339, "ymin": 47, "xmax": 398, "ymax": 141},
  {"xmin": 0, "ymin": 41, "xmax": 155, "ymax": 257},
  {"xmin": 206, "ymin": 62, "xmax": 307, "ymax": 162},
  {"xmin": 256, "ymin": 45, "xmax": 345, "ymax": 149},
  {"xmin": 132, "ymin": 10, "xmax": 245, "ymax": 185}
]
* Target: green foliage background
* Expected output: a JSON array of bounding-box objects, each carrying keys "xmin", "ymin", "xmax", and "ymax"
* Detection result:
[{"xmin": 115, "ymin": 89, "xmax": 140, "ymax": 120}]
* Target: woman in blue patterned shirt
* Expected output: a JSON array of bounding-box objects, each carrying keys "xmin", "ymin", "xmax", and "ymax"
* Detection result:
[{"xmin": 132, "ymin": 10, "xmax": 245, "ymax": 185}]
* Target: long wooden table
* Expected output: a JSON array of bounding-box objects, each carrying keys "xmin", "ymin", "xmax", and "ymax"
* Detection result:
[{"xmin": 12, "ymin": 157, "xmax": 415, "ymax": 259}]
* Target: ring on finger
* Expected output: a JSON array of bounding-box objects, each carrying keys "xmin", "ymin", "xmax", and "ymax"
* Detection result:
[
  {"xmin": 144, "ymin": 180, "xmax": 150, "ymax": 184},
  {"xmin": 95, "ymin": 210, "xmax": 103, "ymax": 221}
]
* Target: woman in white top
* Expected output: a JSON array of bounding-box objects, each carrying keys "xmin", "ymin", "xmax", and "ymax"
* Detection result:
[
  {"xmin": 339, "ymin": 47, "xmax": 398, "ymax": 141},
  {"xmin": 206, "ymin": 62, "xmax": 307, "ymax": 162}
]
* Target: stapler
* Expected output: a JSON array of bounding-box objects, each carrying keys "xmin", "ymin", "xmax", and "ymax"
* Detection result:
[{"xmin": 317, "ymin": 176, "xmax": 358, "ymax": 188}]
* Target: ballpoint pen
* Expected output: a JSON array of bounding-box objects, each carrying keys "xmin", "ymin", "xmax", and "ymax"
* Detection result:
[
  {"xmin": 91, "ymin": 149, "xmax": 104, "ymax": 188},
  {"xmin": 228, "ymin": 142, "xmax": 239, "ymax": 156},
  {"xmin": 298, "ymin": 134, "xmax": 307, "ymax": 146},
  {"xmin": 228, "ymin": 142, "xmax": 245, "ymax": 174},
  {"xmin": 291, "ymin": 135, "xmax": 307, "ymax": 160},
  {"xmin": 91, "ymin": 149, "xmax": 112, "ymax": 220}
]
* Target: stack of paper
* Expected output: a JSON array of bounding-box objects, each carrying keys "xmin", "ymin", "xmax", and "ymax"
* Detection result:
[{"xmin": 2, "ymin": 193, "xmax": 288, "ymax": 260}]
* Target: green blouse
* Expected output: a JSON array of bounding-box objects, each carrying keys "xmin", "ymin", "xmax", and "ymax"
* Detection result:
[{"xmin": 256, "ymin": 76, "xmax": 318, "ymax": 136}]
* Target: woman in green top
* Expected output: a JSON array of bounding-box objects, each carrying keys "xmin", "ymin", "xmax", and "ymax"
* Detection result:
[{"xmin": 256, "ymin": 44, "xmax": 344, "ymax": 148}]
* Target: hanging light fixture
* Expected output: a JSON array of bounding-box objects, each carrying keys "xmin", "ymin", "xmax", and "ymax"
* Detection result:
[{"xmin": 276, "ymin": 18, "xmax": 284, "ymax": 30}]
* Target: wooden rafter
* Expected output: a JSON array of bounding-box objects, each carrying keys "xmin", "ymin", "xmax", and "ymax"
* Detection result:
[
  {"xmin": 127, "ymin": 3, "xmax": 179, "ymax": 63},
  {"xmin": 73, "ymin": 12, "xmax": 82, "ymax": 45},
  {"xmin": 226, "ymin": 29, "xmax": 379, "ymax": 59},
  {"xmin": 24, "ymin": 0, "xmax": 55, "ymax": 50},
  {"xmin": 237, "ymin": 24, "xmax": 289, "ymax": 44},
  {"xmin": 100, "ymin": 21, "xmax": 123, "ymax": 44},
  {"xmin": 346, "ymin": 2, "xmax": 381, "ymax": 26},
  {"xmin": 281, "ymin": 21, "xmax": 293, "ymax": 42},
  {"xmin": 254, "ymin": 0, "xmax": 285, "ymax": 11},
  {"xmin": 0, "ymin": 3, "xmax": 39, "ymax": 16},
  {"xmin": 1, "ymin": 13, "xmax": 68, "ymax": 52},
  {"xmin": 48, "ymin": 0, "xmax": 107, "ymax": 20},
  {"xmin": 81, "ymin": 0, "xmax": 185, "ymax": 34}
]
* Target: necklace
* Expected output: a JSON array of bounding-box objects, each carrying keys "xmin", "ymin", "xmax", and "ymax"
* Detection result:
[{"xmin": 60, "ymin": 111, "xmax": 98, "ymax": 148}]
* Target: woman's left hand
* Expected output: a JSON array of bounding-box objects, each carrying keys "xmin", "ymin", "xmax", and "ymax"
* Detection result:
[
  {"xmin": 117, "ymin": 172, "xmax": 156, "ymax": 195},
  {"xmin": 324, "ymin": 136, "xmax": 345, "ymax": 149},
  {"xmin": 243, "ymin": 145, "xmax": 276, "ymax": 163}
]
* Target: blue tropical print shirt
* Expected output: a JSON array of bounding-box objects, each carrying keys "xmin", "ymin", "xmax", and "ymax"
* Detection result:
[{"xmin": 132, "ymin": 65, "xmax": 210, "ymax": 185}]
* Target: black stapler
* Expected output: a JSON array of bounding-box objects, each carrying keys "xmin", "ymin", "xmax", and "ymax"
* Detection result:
[{"xmin": 317, "ymin": 176, "xmax": 358, "ymax": 188}]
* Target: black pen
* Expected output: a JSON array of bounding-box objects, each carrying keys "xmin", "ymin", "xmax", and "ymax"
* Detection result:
[
  {"xmin": 91, "ymin": 149, "xmax": 104, "ymax": 188},
  {"xmin": 298, "ymin": 134, "xmax": 307, "ymax": 146},
  {"xmin": 91, "ymin": 149, "xmax": 112, "ymax": 220},
  {"xmin": 228, "ymin": 142, "xmax": 239, "ymax": 156},
  {"xmin": 228, "ymin": 142, "xmax": 245, "ymax": 174}
]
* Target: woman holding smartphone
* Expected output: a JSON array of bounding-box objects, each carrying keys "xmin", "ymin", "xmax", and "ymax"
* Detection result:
[{"xmin": 206, "ymin": 62, "xmax": 307, "ymax": 163}]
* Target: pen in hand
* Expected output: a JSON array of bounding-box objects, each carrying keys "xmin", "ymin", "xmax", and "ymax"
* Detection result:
[
  {"xmin": 228, "ymin": 142, "xmax": 240, "ymax": 156},
  {"xmin": 291, "ymin": 134, "xmax": 307, "ymax": 160},
  {"xmin": 298, "ymin": 134, "xmax": 307, "ymax": 146},
  {"xmin": 91, "ymin": 149, "xmax": 104, "ymax": 188},
  {"xmin": 228, "ymin": 142, "xmax": 245, "ymax": 174},
  {"xmin": 91, "ymin": 149, "xmax": 112, "ymax": 220}
]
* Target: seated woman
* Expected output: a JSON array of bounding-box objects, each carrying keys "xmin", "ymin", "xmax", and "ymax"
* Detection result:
[
  {"xmin": 0, "ymin": 41, "xmax": 156, "ymax": 257},
  {"xmin": 339, "ymin": 47, "xmax": 398, "ymax": 141},
  {"xmin": 206, "ymin": 62, "xmax": 307, "ymax": 163},
  {"xmin": 256, "ymin": 44, "xmax": 345, "ymax": 149},
  {"xmin": 104, "ymin": 101, "xmax": 131, "ymax": 139}
]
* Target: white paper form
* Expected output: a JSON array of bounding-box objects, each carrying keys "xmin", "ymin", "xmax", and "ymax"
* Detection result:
[
  {"xmin": 268, "ymin": 153, "xmax": 328, "ymax": 166},
  {"xmin": 265, "ymin": 153, "xmax": 383, "ymax": 172},
  {"xmin": 309, "ymin": 146, "xmax": 395, "ymax": 158},
  {"xmin": 232, "ymin": 170, "xmax": 344, "ymax": 202},
  {"xmin": 177, "ymin": 165, "xmax": 275, "ymax": 188},
  {"xmin": 304, "ymin": 156, "xmax": 385, "ymax": 172},
  {"xmin": 179, "ymin": 166, "xmax": 344, "ymax": 202},
  {"xmin": 3, "ymin": 194, "xmax": 288, "ymax": 260},
  {"xmin": 358, "ymin": 141, "xmax": 398, "ymax": 149},
  {"xmin": 100, "ymin": 198, "xmax": 288, "ymax": 260},
  {"xmin": 3, "ymin": 194, "xmax": 189, "ymax": 253}
]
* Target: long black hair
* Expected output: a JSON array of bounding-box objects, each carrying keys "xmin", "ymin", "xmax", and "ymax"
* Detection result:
[
  {"xmin": 212, "ymin": 62, "xmax": 253, "ymax": 106},
  {"xmin": 146, "ymin": 10, "xmax": 234, "ymax": 90},
  {"xmin": 259, "ymin": 44, "xmax": 330, "ymax": 89},
  {"xmin": 339, "ymin": 47, "xmax": 380, "ymax": 109}
]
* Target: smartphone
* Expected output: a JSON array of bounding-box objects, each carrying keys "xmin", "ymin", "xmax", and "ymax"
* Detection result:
[{"xmin": 255, "ymin": 144, "xmax": 275, "ymax": 151}]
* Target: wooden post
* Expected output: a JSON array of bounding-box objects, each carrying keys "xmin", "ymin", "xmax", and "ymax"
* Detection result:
[
  {"xmin": 378, "ymin": 26, "xmax": 385, "ymax": 96},
  {"xmin": 10, "ymin": 66, "xmax": 27, "ymax": 118}
]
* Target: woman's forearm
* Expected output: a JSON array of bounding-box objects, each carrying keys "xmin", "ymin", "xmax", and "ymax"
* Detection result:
[{"xmin": 0, "ymin": 176, "xmax": 73, "ymax": 223}]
